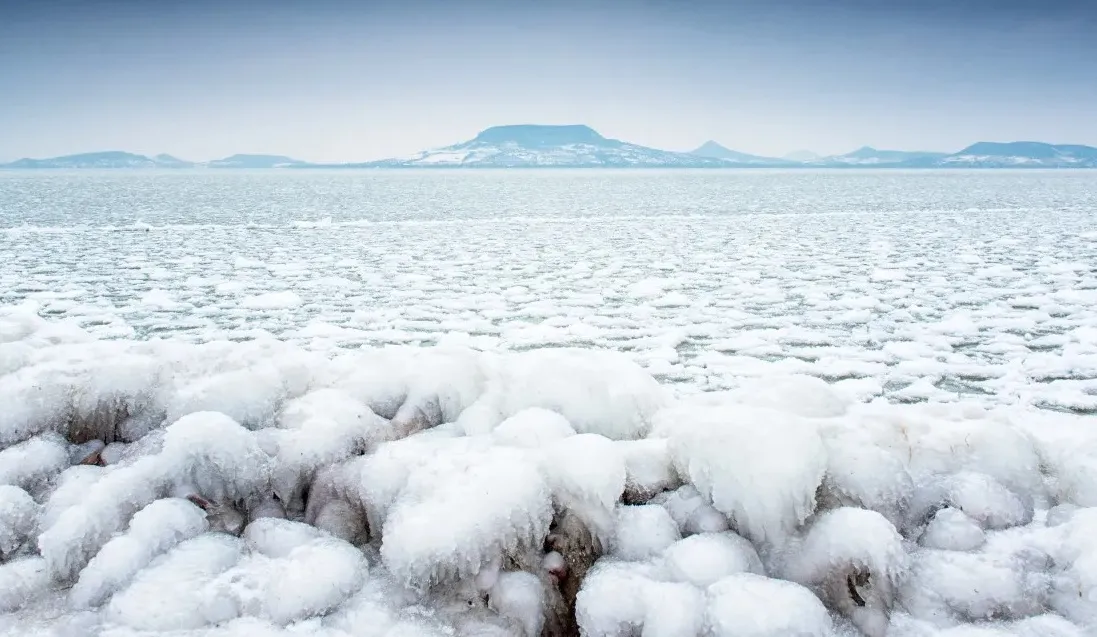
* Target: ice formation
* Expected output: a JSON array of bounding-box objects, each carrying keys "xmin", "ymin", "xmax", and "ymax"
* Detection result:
[{"xmin": 1, "ymin": 307, "xmax": 1096, "ymax": 637}]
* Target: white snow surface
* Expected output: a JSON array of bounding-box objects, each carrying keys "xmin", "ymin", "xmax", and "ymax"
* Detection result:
[
  {"xmin": 3, "ymin": 171, "xmax": 1097, "ymax": 636},
  {"xmin": 2, "ymin": 309, "xmax": 1096, "ymax": 636}
]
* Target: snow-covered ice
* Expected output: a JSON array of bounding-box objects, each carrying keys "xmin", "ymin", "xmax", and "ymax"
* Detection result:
[{"xmin": 2, "ymin": 170, "xmax": 1097, "ymax": 636}]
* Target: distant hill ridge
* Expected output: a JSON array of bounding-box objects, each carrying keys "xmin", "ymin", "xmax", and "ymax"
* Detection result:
[{"xmin": 4, "ymin": 126, "xmax": 1096, "ymax": 168}]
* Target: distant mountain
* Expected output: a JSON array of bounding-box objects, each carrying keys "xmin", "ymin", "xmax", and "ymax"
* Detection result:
[
  {"xmin": 205, "ymin": 154, "xmax": 305, "ymax": 168},
  {"xmin": 783, "ymin": 149, "xmax": 820, "ymax": 162},
  {"xmin": 4, "ymin": 138, "xmax": 1097, "ymax": 169},
  {"xmin": 363, "ymin": 125, "xmax": 734, "ymax": 168},
  {"xmin": 153, "ymin": 154, "xmax": 194, "ymax": 168},
  {"xmin": 939, "ymin": 142, "xmax": 1097, "ymax": 167},
  {"xmin": 812, "ymin": 146, "xmax": 948, "ymax": 166},
  {"xmin": 1, "ymin": 151, "xmax": 188, "ymax": 169},
  {"xmin": 689, "ymin": 141, "xmax": 790, "ymax": 165}
]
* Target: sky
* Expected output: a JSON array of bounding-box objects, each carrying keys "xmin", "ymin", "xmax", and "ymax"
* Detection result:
[{"xmin": 1, "ymin": 0, "xmax": 1096, "ymax": 162}]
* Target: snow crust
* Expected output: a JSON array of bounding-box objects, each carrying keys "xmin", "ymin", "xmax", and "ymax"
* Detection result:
[{"xmin": 2, "ymin": 308, "xmax": 1097, "ymax": 637}]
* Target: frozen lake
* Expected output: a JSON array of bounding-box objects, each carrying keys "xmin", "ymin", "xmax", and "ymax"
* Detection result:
[
  {"xmin": 2, "ymin": 169, "xmax": 1097, "ymax": 412},
  {"xmin": 3, "ymin": 168, "xmax": 1097, "ymax": 637}
]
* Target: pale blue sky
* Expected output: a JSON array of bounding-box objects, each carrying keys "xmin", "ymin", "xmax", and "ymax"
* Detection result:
[{"xmin": 1, "ymin": 0, "xmax": 1095, "ymax": 162}]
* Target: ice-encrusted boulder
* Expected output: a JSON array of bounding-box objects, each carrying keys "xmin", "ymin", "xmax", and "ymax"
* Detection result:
[
  {"xmin": 457, "ymin": 348, "xmax": 672, "ymax": 440},
  {"xmin": 658, "ymin": 404, "xmax": 828, "ymax": 545}
]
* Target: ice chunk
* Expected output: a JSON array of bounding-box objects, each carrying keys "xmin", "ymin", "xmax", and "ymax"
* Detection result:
[
  {"xmin": 37, "ymin": 455, "xmax": 168, "ymax": 581},
  {"xmin": 0, "ymin": 485, "xmax": 38, "ymax": 559},
  {"xmin": 576, "ymin": 559, "xmax": 703, "ymax": 637},
  {"xmin": 386, "ymin": 346, "xmax": 489, "ymax": 435},
  {"xmin": 164, "ymin": 366, "xmax": 290, "ymax": 431},
  {"xmin": 243, "ymin": 518, "xmax": 328, "ymax": 559},
  {"xmin": 324, "ymin": 347, "xmax": 419, "ymax": 419},
  {"xmin": 816, "ymin": 434, "xmax": 914, "ymax": 528},
  {"xmin": 203, "ymin": 535, "xmax": 368, "ymax": 625},
  {"xmin": 268, "ymin": 391, "xmax": 388, "ymax": 512},
  {"xmin": 726, "ymin": 374, "xmax": 850, "ymax": 418},
  {"xmin": 900, "ymin": 548, "xmax": 1051, "ymax": 626},
  {"xmin": 539, "ymin": 433, "xmax": 627, "ymax": 544},
  {"xmin": 490, "ymin": 408, "xmax": 577, "ymax": 448},
  {"xmin": 1017, "ymin": 413, "xmax": 1097, "ymax": 507},
  {"xmin": 69, "ymin": 497, "xmax": 209, "ymax": 608},
  {"xmin": 907, "ymin": 472, "xmax": 1033, "ymax": 533},
  {"xmin": 618, "ymin": 438, "xmax": 681, "ymax": 504},
  {"xmin": 159, "ymin": 411, "xmax": 272, "ymax": 505},
  {"xmin": 662, "ymin": 405, "xmax": 827, "ymax": 545},
  {"xmin": 380, "ymin": 441, "xmax": 553, "ymax": 591},
  {"xmin": 662, "ymin": 532, "xmax": 764, "ymax": 587},
  {"xmin": 651, "ymin": 485, "xmax": 730, "ymax": 536},
  {"xmin": 487, "ymin": 570, "xmax": 546, "ymax": 637},
  {"xmin": 276, "ymin": 388, "xmax": 378, "ymax": 432},
  {"xmin": 1047, "ymin": 508, "xmax": 1097, "ymax": 626},
  {"xmin": 38, "ymin": 464, "xmax": 104, "ymax": 530},
  {"xmin": 640, "ymin": 580, "xmax": 706, "ymax": 637},
  {"xmin": 106, "ymin": 534, "xmax": 245, "ymax": 631},
  {"xmin": 611, "ymin": 504, "xmax": 681, "ymax": 562},
  {"xmin": 897, "ymin": 408, "xmax": 1043, "ymax": 501},
  {"xmin": 919, "ymin": 507, "xmax": 986, "ymax": 551},
  {"xmin": 782, "ymin": 507, "xmax": 908, "ymax": 637},
  {"xmin": 0, "ymin": 556, "xmax": 51, "ymax": 612},
  {"xmin": 0, "ymin": 434, "xmax": 70, "ymax": 493},
  {"xmin": 1008, "ymin": 614, "xmax": 1088, "ymax": 637},
  {"xmin": 458, "ymin": 348, "xmax": 671, "ymax": 440},
  {"xmin": 1046, "ymin": 503, "xmax": 1078, "ymax": 527},
  {"xmin": 705, "ymin": 573, "xmax": 833, "ymax": 637}
]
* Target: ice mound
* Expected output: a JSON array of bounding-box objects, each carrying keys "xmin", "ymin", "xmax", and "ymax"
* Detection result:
[
  {"xmin": 105, "ymin": 534, "xmax": 246, "ymax": 631},
  {"xmin": 0, "ymin": 486, "xmax": 38, "ymax": 559},
  {"xmin": 457, "ymin": 347, "xmax": 672, "ymax": 440},
  {"xmin": 203, "ymin": 533, "xmax": 368, "ymax": 625},
  {"xmin": 491, "ymin": 408, "xmax": 577, "ymax": 448},
  {"xmin": 660, "ymin": 532, "xmax": 765, "ymax": 587},
  {"xmin": 2, "ymin": 310, "xmax": 1096, "ymax": 636},
  {"xmin": 780, "ymin": 507, "xmax": 908, "ymax": 637},
  {"xmin": 379, "ymin": 439, "xmax": 553, "ymax": 591},
  {"xmin": 899, "ymin": 547, "xmax": 1052, "ymax": 627},
  {"xmin": 705, "ymin": 573, "xmax": 833, "ymax": 637},
  {"xmin": 713, "ymin": 374, "xmax": 851, "ymax": 418},
  {"xmin": 575, "ymin": 559, "xmax": 705, "ymax": 637},
  {"xmin": 0, "ymin": 434, "xmax": 70, "ymax": 494},
  {"xmin": 610, "ymin": 504, "xmax": 681, "ymax": 561},
  {"xmin": 69, "ymin": 497, "xmax": 209, "ymax": 608},
  {"xmin": 659, "ymin": 404, "xmax": 828, "ymax": 545}
]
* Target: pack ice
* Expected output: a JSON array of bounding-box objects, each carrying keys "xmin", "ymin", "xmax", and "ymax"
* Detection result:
[{"xmin": 1, "ymin": 303, "xmax": 1095, "ymax": 637}]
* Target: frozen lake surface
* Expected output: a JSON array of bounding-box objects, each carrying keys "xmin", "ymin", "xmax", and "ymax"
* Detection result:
[
  {"xmin": 2, "ymin": 169, "xmax": 1097, "ymax": 637},
  {"xmin": 3, "ymin": 169, "xmax": 1097, "ymax": 412}
]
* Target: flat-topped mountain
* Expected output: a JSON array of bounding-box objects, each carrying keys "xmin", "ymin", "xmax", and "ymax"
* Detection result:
[{"xmin": 365, "ymin": 124, "xmax": 732, "ymax": 168}]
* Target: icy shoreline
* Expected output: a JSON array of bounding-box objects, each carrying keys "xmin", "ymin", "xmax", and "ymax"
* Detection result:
[{"xmin": 1, "ymin": 304, "xmax": 1096, "ymax": 637}]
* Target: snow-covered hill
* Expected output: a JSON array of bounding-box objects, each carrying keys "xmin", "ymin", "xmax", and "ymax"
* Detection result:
[
  {"xmin": 367, "ymin": 125, "xmax": 735, "ymax": 168},
  {"xmin": 810, "ymin": 147, "xmax": 947, "ymax": 167},
  {"xmin": 2, "ymin": 152, "xmax": 192, "ymax": 169},
  {"xmin": 688, "ymin": 141, "xmax": 790, "ymax": 165},
  {"xmin": 205, "ymin": 154, "xmax": 306, "ymax": 168},
  {"xmin": 939, "ymin": 142, "xmax": 1097, "ymax": 168}
]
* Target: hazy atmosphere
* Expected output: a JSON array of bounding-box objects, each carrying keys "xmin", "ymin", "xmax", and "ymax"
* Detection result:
[{"xmin": 2, "ymin": 0, "xmax": 1097, "ymax": 162}]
